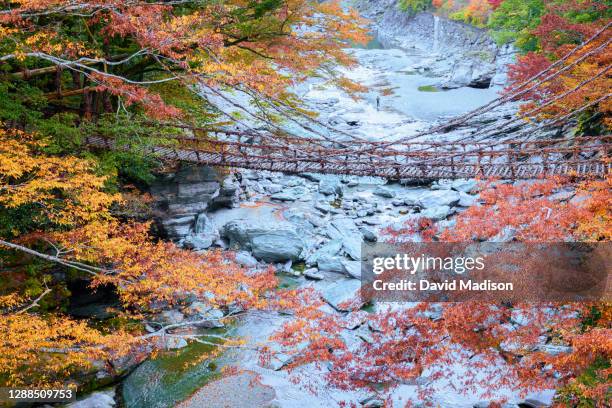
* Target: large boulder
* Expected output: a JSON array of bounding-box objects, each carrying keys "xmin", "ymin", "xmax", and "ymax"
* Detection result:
[
  {"xmin": 183, "ymin": 213, "xmax": 219, "ymax": 250},
  {"xmin": 322, "ymin": 279, "xmax": 363, "ymax": 311},
  {"xmin": 307, "ymin": 239, "xmax": 344, "ymax": 273},
  {"xmin": 458, "ymin": 191, "xmax": 477, "ymax": 207},
  {"xmin": 373, "ymin": 185, "xmax": 396, "ymax": 198},
  {"xmin": 318, "ymin": 176, "xmax": 344, "ymax": 196},
  {"xmin": 154, "ymin": 336, "xmax": 188, "ymax": 350},
  {"xmin": 210, "ymin": 176, "xmax": 239, "ymax": 209},
  {"xmin": 326, "ymin": 217, "xmax": 363, "ymax": 260},
  {"xmin": 451, "ymin": 178, "xmax": 478, "ymax": 193},
  {"xmin": 342, "ymin": 259, "xmax": 362, "ymax": 279},
  {"xmin": 271, "ymin": 186, "xmax": 305, "ymax": 202},
  {"xmin": 222, "ymin": 220, "xmax": 304, "ymax": 262},
  {"xmin": 418, "ymin": 190, "xmax": 460, "ymax": 208},
  {"xmin": 421, "ymin": 205, "xmax": 455, "ymax": 221}
]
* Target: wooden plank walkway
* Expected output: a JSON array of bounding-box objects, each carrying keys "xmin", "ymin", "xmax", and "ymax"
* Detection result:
[{"xmin": 85, "ymin": 134, "xmax": 611, "ymax": 180}]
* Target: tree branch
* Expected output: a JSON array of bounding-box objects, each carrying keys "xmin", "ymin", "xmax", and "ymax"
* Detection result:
[{"xmin": 0, "ymin": 239, "xmax": 110, "ymax": 276}]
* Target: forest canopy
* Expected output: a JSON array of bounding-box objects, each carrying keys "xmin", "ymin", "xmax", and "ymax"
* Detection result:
[{"xmin": 0, "ymin": 0, "xmax": 610, "ymax": 405}]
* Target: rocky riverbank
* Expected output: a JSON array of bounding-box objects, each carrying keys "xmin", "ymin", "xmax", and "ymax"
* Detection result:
[{"xmin": 355, "ymin": 0, "xmax": 517, "ymax": 89}]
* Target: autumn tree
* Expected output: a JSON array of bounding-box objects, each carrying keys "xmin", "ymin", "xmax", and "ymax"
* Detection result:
[
  {"xmin": 487, "ymin": 1, "xmax": 612, "ymax": 133},
  {"xmin": 0, "ymin": 0, "xmax": 367, "ymax": 127},
  {"xmin": 0, "ymin": 123, "xmax": 319, "ymax": 388},
  {"xmin": 276, "ymin": 176, "xmax": 611, "ymax": 406},
  {"xmin": 0, "ymin": 0, "xmax": 365, "ymax": 390}
]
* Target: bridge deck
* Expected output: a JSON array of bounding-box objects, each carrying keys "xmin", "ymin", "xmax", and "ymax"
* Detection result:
[{"xmin": 85, "ymin": 134, "xmax": 610, "ymax": 180}]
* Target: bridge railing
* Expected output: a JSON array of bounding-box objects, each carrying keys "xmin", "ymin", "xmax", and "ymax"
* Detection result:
[{"xmin": 84, "ymin": 132, "xmax": 611, "ymax": 180}]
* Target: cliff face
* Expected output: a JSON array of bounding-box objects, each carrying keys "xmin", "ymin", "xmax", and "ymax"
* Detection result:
[
  {"xmin": 150, "ymin": 165, "xmax": 238, "ymax": 242},
  {"xmin": 354, "ymin": 1, "xmax": 516, "ymax": 89}
]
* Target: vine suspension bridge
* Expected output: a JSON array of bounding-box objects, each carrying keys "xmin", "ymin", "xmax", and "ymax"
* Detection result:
[{"xmin": 87, "ymin": 24, "xmax": 612, "ymax": 181}]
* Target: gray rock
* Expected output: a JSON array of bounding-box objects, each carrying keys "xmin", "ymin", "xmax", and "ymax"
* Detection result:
[
  {"xmin": 327, "ymin": 218, "xmax": 363, "ymax": 260},
  {"xmin": 362, "ymin": 217, "xmax": 381, "ymax": 226},
  {"xmin": 177, "ymin": 182, "xmax": 219, "ymax": 199},
  {"xmin": 222, "ymin": 220, "xmax": 304, "ymax": 262},
  {"xmin": 159, "ymin": 310, "xmax": 184, "ymax": 325},
  {"xmin": 310, "ymin": 239, "xmax": 346, "ymax": 273},
  {"xmin": 548, "ymin": 190, "xmax": 575, "ymax": 202},
  {"xmin": 360, "ymin": 395, "xmax": 384, "ymax": 408},
  {"xmin": 183, "ymin": 213, "xmax": 219, "ymax": 250},
  {"xmin": 419, "ymin": 304, "xmax": 442, "ymax": 320},
  {"xmin": 308, "ymin": 239, "xmax": 342, "ymax": 263},
  {"xmin": 235, "ymin": 251, "xmax": 258, "ymax": 268},
  {"xmin": 493, "ymin": 226, "xmax": 517, "ymax": 242},
  {"xmin": 160, "ymin": 215, "xmax": 195, "ymax": 240},
  {"xmin": 436, "ymin": 219, "xmax": 457, "ymax": 233},
  {"xmin": 197, "ymin": 308, "xmax": 225, "ymax": 328},
  {"xmin": 271, "ymin": 187, "xmax": 304, "ymax": 202},
  {"xmin": 283, "ymin": 177, "xmax": 303, "ymax": 187},
  {"xmin": 458, "ymin": 191, "xmax": 477, "ymax": 207},
  {"xmin": 263, "ymin": 342, "xmax": 307, "ymax": 371},
  {"xmin": 322, "ymin": 279, "xmax": 362, "ymax": 311},
  {"xmin": 403, "ymin": 196, "xmax": 422, "ymax": 207},
  {"xmin": 537, "ymin": 344, "xmax": 572, "ymax": 356},
  {"xmin": 520, "ymin": 390, "xmax": 556, "ymax": 407},
  {"xmin": 67, "ymin": 389, "xmax": 116, "ymax": 408},
  {"xmin": 301, "ymin": 173, "xmax": 323, "ymax": 182},
  {"xmin": 183, "ymin": 234, "xmax": 214, "ymax": 250},
  {"xmin": 418, "ymin": 190, "xmax": 460, "ymax": 208},
  {"xmin": 420, "ymin": 205, "xmax": 454, "ymax": 220},
  {"xmin": 265, "ymin": 351, "xmax": 294, "ymax": 371},
  {"xmin": 373, "ymin": 185, "xmax": 396, "ymax": 198},
  {"xmin": 266, "ymin": 183, "xmax": 283, "ymax": 194},
  {"xmin": 431, "ymin": 180, "xmax": 453, "ymax": 190},
  {"xmin": 186, "ymin": 301, "xmax": 210, "ymax": 315},
  {"xmin": 211, "ymin": 176, "xmax": 239, "ymax": 209},
  {"xmin": 318, "ymin": 177, "xmax": 344, "ymax": 196},
  {"xmin": 451, "ymin": 179, "xmax": 477, "ymax": 193},
  {"xmin": 510, "ymin": 309, "xmax": 532, "ymax": 326},
  {"xmin": 151, "ymin": 165, "xmax": 224, "ymax": 240},
  {"xmin": 360, "ymin": 228, "xmax": 378, "ymax": 242},
  {"xmin": 314, "ymin": 201, "xmax": 332, "ymax": 214},
  {"xmin": 569, "ymin": 194, "xmax": 588, "ymax": 207},
  {"xmin": 304, "ymin": 268, "xmax": 324, "ymax": 280},
  {"xmin": 355, "ymin": 325, "xmax": 374, "ymax": 344},
  {"xmin": 242, "ymin": 171, "xmax": 261, "ymax": 180},
  {"xmin": 186, "ymin": 302, "xmax": 225, "ymax": 328},
  {"xmin": 342, "ymin": 260, "xmax": 362, "ymax": 279},
  {"xmin": 317, "ymin": 255, "xmax": 346, "ymax": 273},
  {"xmin": 442, "ymin": 59, "xmax": 495, "ymax": 90},
  {"xmin": 279, "ymin": 260, "xmax": 293, "ymax": 274}
]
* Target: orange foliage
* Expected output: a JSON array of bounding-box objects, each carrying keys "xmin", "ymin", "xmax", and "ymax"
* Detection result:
[
  {"xmin": 0, "ymin": 312, "xmax": 133, "ymax": 388},
  {"xmin": 0, "ymin": 0, "xmax": 368, "ymax": 118},
  {"xmin": 280, "ymin": 177, "xmax": 611, "ymax": 405},
  {"xmin": 507, "ymin": 2, "xmax": 611, "ymax": 127},
  {"xmin": 0, "ymin": 126, "xmax": 307, "ymax": 388},
  {"xmin": 439, "ymin": 176, "xmax": 611, "ymax": 242},
  {"xmin": 0, "ymin": 127, "xmax": 119, "ymax": 228}
]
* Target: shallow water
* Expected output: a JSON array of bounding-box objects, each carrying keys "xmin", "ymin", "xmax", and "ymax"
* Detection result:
[
  {"xmin": 347, "ymin": 47, "xmax": 501, "ymax": 122},
  {"xmin": 121, "ymin": 330, "xmax": 226, "ymax": 408}
]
